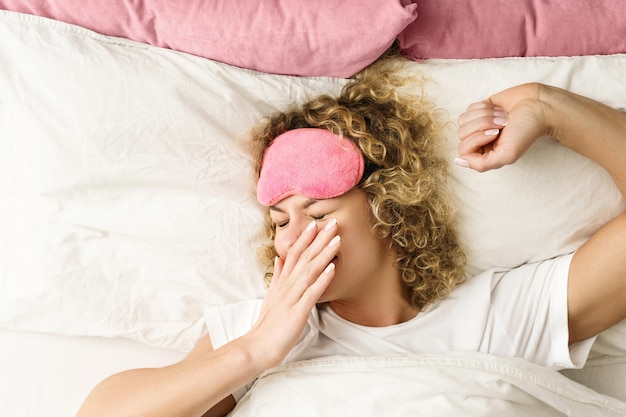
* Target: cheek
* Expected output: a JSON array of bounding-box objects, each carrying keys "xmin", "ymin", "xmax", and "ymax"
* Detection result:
[{"xmin": 341, "ymin": 225, "xmax": 387, "ymax": 260}]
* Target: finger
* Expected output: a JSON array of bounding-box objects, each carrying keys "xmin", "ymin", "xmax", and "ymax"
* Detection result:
[
  {"xmin": 458, "ymin": 100, "xmax": 500, "ymax": 129},
  {"xmin": 274, "ymin": 219, "xmax": 339, "ymax": 299},
  {"xmin": 269, "ymin": 256, "xmax": 284, "ymax": 289},
  {"xmin": 295, "ymin": 234, "xmax": 341, "ymax": 303},
  {"xmin": 278, "ymin": 233, "xmax": 341, "ymax": 305},
  {"xmin": 289, "ymin": 218, "xmax": 338, "ymax": 265},
  {"xmin": 302, "ymin": 218, "xmax": 339, "ymax": 257},
  {"xmin": 458, "ymin": 130, "xmax": 500, "ymax": 156},
  {"xmin": 299, "ymin": 261, "xmax": 336, "ymax": 306},
  {"xmin": 458, "ymin": 138, "xmax": 521, "ymax": 172},
  {"xmin": 458, "ymin": 151, "xmax": 506, "ymax": 173},
  {"xmin": 465, "ymin": 100, "xmax": 493, "ymax": 112},
  {"xmin": 458, "ymin": 107, "xmax": 493, "ymax": 130},
  {"xmin": 280, "ymin": 220, "xmax": 318, "ymax": 276},
  {"xmin": 291, "ymin": 221, "xmax": 340, "ymax": 287},
  {"xmin": 458, "ymin": 109, "xmax": 507, "ymax": 141}
]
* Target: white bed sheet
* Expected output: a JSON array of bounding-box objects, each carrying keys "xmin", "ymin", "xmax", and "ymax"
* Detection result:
[{"xmin": 0, "ymin": 329, "xmax": 184, "ymax": 416}]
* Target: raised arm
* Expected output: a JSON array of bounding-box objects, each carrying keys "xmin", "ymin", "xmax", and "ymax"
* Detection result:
[{"xmin": 457, "ymin": 82, "xmax": 626, "ymax": 343}]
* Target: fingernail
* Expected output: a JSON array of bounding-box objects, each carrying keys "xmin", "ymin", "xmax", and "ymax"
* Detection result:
[
  {"xmin": 324, "ymin": 218, "xmax": 337, "ymax": 231},
  {"xmin": 484, "ymin": 128, "xmax": 500, "ymax": 136},
  {"xmin": 493, "ymin": 116, "xmax": 508, "ymax": 126},
  {"xmin": 324, "ymin": 262, "xmax": 335, "ymax": 274},
  {"xmin": 328, "ymin": 235, "xmax": 341, "ymax": 247},
  {"xmin": 493, "ymin": 110, "xmax": 507, "ymax": 118},
  {"xmin": 306, "ymin": 220, "xmax": 316, "ymax": 232},
  {"xmin": 454, "ymin": 157, "xmax": 470, "ymax": 168}
]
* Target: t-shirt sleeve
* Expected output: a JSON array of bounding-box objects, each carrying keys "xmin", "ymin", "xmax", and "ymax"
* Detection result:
[
  {"xmin": 203, "ymin": 299, "xmax": 264, "ymax": 401},
  {"xmin": 489, "ymin": 253, "xmax": 596, "ymax": 370}
]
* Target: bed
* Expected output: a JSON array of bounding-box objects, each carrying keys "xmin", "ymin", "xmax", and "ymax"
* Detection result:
[{"xmin": 1, "ymin": 1, "xmax": 626, "ymax": 416}]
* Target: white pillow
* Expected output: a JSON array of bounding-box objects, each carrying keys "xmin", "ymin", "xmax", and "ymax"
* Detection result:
[
  {"xmin": 0, "ymin": 11, "xmax": 624, "ymax": 351},
  {"xmin": 0, "ymin": 11, "xmax": 345, "ymax": 351}
]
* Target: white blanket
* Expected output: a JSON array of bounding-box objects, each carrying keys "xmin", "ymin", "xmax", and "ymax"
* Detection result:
[{"xmin": 234, "ymin": 353, "xmax": 626, "ymax": 416}]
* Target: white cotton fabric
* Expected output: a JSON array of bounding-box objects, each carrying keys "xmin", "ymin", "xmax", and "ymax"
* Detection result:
[
  {"xmin": 205, "ymin": 254, "xmax": 596, "ymax": 401},
  {"xmin": 231, "ymin": 354, "xmax": 626, "ymax": 417}
]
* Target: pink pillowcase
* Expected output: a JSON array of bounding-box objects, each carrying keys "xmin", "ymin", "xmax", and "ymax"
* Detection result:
[
  {"xmin": 398, "ymin": 0, "xmax": 626, "ymax": 59},
  {"xmin": 0, "ymin": 0, "xmax": 417, "ymax": 78}
]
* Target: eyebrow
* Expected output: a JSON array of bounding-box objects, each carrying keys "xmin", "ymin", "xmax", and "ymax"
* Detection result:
[{"xmin": 269, "ymin": 198, "xmax": 319, "ymax": 213}]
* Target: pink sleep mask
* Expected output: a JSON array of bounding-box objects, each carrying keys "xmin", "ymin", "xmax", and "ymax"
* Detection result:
[{"xmin": 257, "ymin": 128, "xmax": 365, "ymax": 206}]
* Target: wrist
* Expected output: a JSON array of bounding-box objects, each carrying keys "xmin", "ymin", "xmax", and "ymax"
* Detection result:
[
  {"xmin": 536, "ymin": 83, "xmax": 562, "ymax": 140},
  {"xmin": 231, "ymin": 333, "xmax": 280, "ymax": 373}
]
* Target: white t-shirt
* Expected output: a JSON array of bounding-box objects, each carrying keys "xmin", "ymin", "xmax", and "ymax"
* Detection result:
[{"xmin": 204, "ymin": 253, "xmax": 596, "ymax": 401}]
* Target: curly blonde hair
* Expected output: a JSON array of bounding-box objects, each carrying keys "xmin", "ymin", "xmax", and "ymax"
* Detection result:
[{"xmin": 250, "ymin": 58, "xmax": 466, "ymax": 309}]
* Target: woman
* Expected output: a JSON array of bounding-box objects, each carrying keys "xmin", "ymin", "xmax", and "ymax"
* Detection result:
[{"xmin": 76, "ymin": 61, "xmax": 626, "ymax": 417}]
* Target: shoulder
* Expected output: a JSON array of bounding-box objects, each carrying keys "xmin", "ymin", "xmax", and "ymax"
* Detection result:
[
  {"xmin": 486, "ymin": 254, "xmax": 591, "ymax": 368},
  {"xmin": 488, "ymin": 254, "xmax": 573, "ymax": 316},
  {"xmin": 476, "ymin": 253, "xmax": 572, "ymax": 295}
]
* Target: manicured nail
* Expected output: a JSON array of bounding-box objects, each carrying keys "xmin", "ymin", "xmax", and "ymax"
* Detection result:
[
  {"xmin": 493, "ymin": 110, "xmax": 507, "ymax": 118},
  {"xmin": 484, "ymin": 128, "xmax": 500, "ymax": 136},
  {"xmin": 454, "ymin": 157, "xmax": 470, "ymax": 168},
  {"xmin": 306, "ymin": 220, "xmax": 316, "ymax": 232},
  {"xmin": 328, "ymin": 235, "xmax": 341, "ymax": 247},
  {"xmin": 493, "ymin": 116, "xmax": 508, "ymax": 126},
  {"xmin": 323, "ymin": 262, "xmax": 335, "ymax": 274},
  {"xmin": 324, "ymin": 218, "xmax": 337, "ymax": 231}
]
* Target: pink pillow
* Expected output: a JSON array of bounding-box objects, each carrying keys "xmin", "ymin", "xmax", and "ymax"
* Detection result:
[
  {"xmin": 398, "ymin": 0, "xmax": 626, "ymax": 59},
  {"xmin": 0, "ymin": 0, "xmax": 417, "ymax": 78}
]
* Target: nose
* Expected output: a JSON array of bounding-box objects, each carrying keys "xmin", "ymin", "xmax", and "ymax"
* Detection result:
[{"xmin": 275, "ymin": 218, "xmax": 312, "ymax": 258}]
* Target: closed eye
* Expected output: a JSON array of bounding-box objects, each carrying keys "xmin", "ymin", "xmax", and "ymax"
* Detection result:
[{"xmin": 274, "ymin": 220, "xmax": 289, "ymax": 229}]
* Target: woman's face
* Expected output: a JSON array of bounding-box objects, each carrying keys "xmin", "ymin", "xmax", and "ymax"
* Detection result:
[{"xmin": 269, "ymin": 188, "xmax": 397, "ymax": 303}]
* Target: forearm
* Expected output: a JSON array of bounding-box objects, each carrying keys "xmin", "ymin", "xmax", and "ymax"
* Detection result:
[
  {"xmin": 75, "ymin": 336, "xmax": 264, "ymax": 417},
  {"xmin": 539, "ymin": 84, "xmax": 626, "ymax": 198}
]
